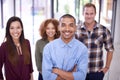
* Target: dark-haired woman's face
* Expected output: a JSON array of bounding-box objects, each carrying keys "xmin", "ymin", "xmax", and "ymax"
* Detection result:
[{"xmin": 9, "ymin": 21, "xmax": 22, "ymax": 42}]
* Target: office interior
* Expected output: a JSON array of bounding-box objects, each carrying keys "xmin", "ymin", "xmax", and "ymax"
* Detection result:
[{"xmin": 0, "ymin": 0, "xmax": 120, "ymax": 80}]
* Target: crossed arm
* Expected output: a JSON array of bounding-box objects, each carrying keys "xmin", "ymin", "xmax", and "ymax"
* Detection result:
[
  {"xmin": 52, "ymin": 65, "xmax": 76, "ymax": 80},
  {"xmin": 42, "ymin": 43, "xmax": 88, "ymax": 80}
]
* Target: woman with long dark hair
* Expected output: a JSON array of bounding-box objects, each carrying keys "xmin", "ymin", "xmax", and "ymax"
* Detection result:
[{"xmin": 0, "ymin": 16, "xmax": 34, "ymax": 80}]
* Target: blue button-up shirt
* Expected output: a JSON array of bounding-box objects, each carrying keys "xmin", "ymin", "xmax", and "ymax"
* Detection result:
[{"xmin": 42, "ymin": 37, "xmax": 88, "ymax": 80}]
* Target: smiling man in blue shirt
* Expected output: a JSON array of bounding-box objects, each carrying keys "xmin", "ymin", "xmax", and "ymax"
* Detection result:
[{"xmin": 42, "ymin": 14, "xmax": 88, "ymax": 80}]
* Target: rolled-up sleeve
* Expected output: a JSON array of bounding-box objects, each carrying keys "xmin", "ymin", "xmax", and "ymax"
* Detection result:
[{"xmin": 104, "ymin": 28, "xmax": 114, "ymax": 52}]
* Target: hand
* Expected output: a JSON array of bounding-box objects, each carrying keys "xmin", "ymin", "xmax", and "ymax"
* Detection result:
[
  {"xmin": 39, "ymin": 71, "xmax": 42, "ymax": 74},
  {"xmin": 56, "ymin": 76, "xmax": 64, "ymax": 80},
  {"xmin": 52, "ymin": 67, "xmax": 59, "ymax": 74},
  {"xmin": 52, "ymin": 68, "xmax": 65, "ymax": 80},
  {"xmin": 99, "ymin": 67, "xmax": 109, "ymax": 73},
  {"xmin": 30, "ymin": 73, "xmax": 34, "ymax": 80}
]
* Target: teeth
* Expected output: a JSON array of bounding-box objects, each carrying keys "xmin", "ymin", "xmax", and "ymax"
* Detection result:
[
  {"xmin": 48, "ymin": 33, "xmax": 53, "ymax": 36},
  {"xmin": 47, "ymin": 32, "xmax": 55, "ymax": 37},
  {"xmin": 15, "ymin": 33, "xmax": 18, "ymax": 35},
  {"xmin": 13, "ymin": 34, "xmax": 19, "ymax": 37},
  {"xmin": 49, "ymin": 33, "xmax": 53, "ymax": 35},
  {"xmin": 65, "ymin": 32, "xmax": 70, "ymax": 35}
]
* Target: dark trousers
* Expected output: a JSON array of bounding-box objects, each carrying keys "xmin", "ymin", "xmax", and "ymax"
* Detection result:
[
  {"xmin": 38, "ymin": 72, "xmax": 43, "ymax": 80},
  {"xmin": 85, "ymin": 71, "xmax": 104, "ymax": 80}
]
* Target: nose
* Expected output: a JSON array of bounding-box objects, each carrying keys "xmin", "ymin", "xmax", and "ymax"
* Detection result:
[
  {"xmin": 88, "ymin": 14, "xmax": 92, "ymax": 18},
  {"xmin": 13, "ymin": 28, "xmax": 18, "ymax": 33},
  {"xmin": 65, "ymin": 25, "xmax": 69, "ymax": 31}
]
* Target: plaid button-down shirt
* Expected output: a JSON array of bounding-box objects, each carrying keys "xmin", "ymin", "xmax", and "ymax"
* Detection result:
[{"xmin": 76, "ymin": 22, "xmax": 114, "ymax": 73}]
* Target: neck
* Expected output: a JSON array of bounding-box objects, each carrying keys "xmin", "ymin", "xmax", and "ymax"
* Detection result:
[
  {"xmin": 13, "ymin": 40, "xmax": 20, "ymax": 46},
  {"xmin": 61, "ymin": 37, "xmax": 73, "ymax": 44},
  {"xmin": 48, "ymin": 37, "xmax": 54, "ymax": 42},
  {"xmin": 85, "ymin": 21, "xmax": 96, "ymax": 31}
]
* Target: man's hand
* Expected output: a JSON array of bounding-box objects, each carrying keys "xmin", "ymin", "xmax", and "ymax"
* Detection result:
[
  {"xmin": 52, "ymin": 66, "xmax": 75, "ymax": 80},
  {"xmin": 99, "ymin": 67, "xmax": 109, "ymax": 73},
  {"xmin": 56, "ymin": 75, "xmax": 65, "ymax": 80},
  {"xmin": 52, "ymin": 67, "xmax": 59, "ymax": 74},
  {"xmin": 52, "ymin": 68, "xmax": 65, "ymax": 80}
]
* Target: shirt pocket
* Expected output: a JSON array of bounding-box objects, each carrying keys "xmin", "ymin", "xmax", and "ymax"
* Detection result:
[{"xmin": 95, "ymin": 35, "xmax": 103, "ymax": 45}]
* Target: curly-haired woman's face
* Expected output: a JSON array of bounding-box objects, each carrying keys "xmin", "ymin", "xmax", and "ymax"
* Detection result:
[
  {"xmin": 9, "ymin": 21, "xmax": 22, "ymax": 42},
  {"xmin": 46, "ymin": 23, "xmax": 56, "ymax": 39}
]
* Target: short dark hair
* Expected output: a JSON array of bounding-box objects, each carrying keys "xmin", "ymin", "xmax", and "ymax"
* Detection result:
[
  {"xmin": 59, "ymin": 14, "xmax": 76, "ymax": 24},
  {"xmin": 83, "ymin": 3, "xmax": 96, "ymax": 13}
]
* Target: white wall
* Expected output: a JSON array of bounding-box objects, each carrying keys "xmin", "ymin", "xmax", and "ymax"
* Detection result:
[{"xmin": 108, "ymin": 0, "xmax": 120, "ymax": 80}]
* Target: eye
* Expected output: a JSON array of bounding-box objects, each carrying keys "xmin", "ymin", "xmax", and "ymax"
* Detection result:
[
  {"xmin": 85, "ymin": 13, "xmax": 89, "ymax": 15},
  {"xmin": 10, "ymin": 26, "xmax": 14, "ymax": 29},
  {"xmin": 69, "ymin": 23, "xmax": 74, "ymax": 27},
  {"xmin": 17, "ymin": 26, "xmax": 21, "ymax": 29},
  {"xmin": 61, "ymin": 23, "xmax": 66, "ymax": 27},
  {"xmin": 90, "ymin": 13, "xmax": 94, "ymax": 15}
]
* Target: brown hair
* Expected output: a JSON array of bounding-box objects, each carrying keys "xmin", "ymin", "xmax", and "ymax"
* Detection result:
[
  {"xmin": 5, "ymin": 16, "xmax": 30, "ymax": 65},
  {"xmin": 83, "ymin": 3, "xmax": 96, "ymax": 13},
  {"xmin": 39, "ymin": 19, "xmax": 60, "ymax": 40}
]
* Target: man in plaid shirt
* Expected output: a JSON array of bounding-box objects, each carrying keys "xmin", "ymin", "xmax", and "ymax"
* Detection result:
[{"xmin": 76, "ymin": 3, "xmax": 114, "ymax": 80}]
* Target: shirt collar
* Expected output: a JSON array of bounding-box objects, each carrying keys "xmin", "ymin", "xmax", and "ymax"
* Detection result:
[
  {"xmin": 59, "ymin": 37, "xmax": 76, "ymax": 48},
  {"xmin": 81, "ymin": 21, "xmax": 100, "ymax": 29}
]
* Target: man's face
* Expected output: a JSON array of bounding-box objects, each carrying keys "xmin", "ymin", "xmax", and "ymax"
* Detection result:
[
  {"xmin": 59, "ymin": 17, "xmax": 76, "ymax": 43},
  {"xmin": 83, "ymin": 6, "xmax": 96, "ymax": 24}
]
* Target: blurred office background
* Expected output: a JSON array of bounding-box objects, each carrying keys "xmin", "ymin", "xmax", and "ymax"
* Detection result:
[{"xmin": 0, "ymin": 0, "xmax": 120, "ymax": 80}]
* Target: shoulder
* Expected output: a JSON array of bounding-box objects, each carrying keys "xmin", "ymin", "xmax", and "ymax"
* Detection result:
[
  {"xmin": 99, "ymin": 24, "xmax": 110, "ymax": 31},
  {"xmin": 36, "ymin": 39, "xmax": 49, "ymax": 45},
  {"xmin": 23, "ymin": 39, "xmax": 31, "ymax": 48},
  {"xmin": 0, "ymin": 42, "xmax": 7, "ymax": 53},
  {"xmin": 1, "ymin": 42, "xmax": 7, "ymax": 48},
  {"xmin": 36, "ymin": 39, "xmax": 46, "ymax": 43},
  {"xmin": 25, "ymin": 39, "xmax": 30, "ymax": 42},
  {"xmin": 25, "ymin": 39, "xmax": 30, "ymax": 44},
  {"xmin": 44, "ymin": 39, "xmax": 59, "ymax": 48},
  {"xmin": 98, "ymin": 24, "xmax": 111, "ymax": 35},
  {"xmin": 49, "ymin": 38, "xmax": 60, "ymax": 45},
  {"xmin": 74, "ymin": 39, "xmax": 87, "ymax": 49},
  {"xmin": 75, "ymin": 39, "xmax": 88, "ymax": 56},
  {"xmin": 36, "ymin": 39, "xmax": 42, "ymax": 44}
]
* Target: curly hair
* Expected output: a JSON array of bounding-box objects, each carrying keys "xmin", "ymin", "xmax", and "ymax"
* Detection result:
[{"xmin": 39, "ymin": 18, "xmax": 60, "ymax": 40}]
